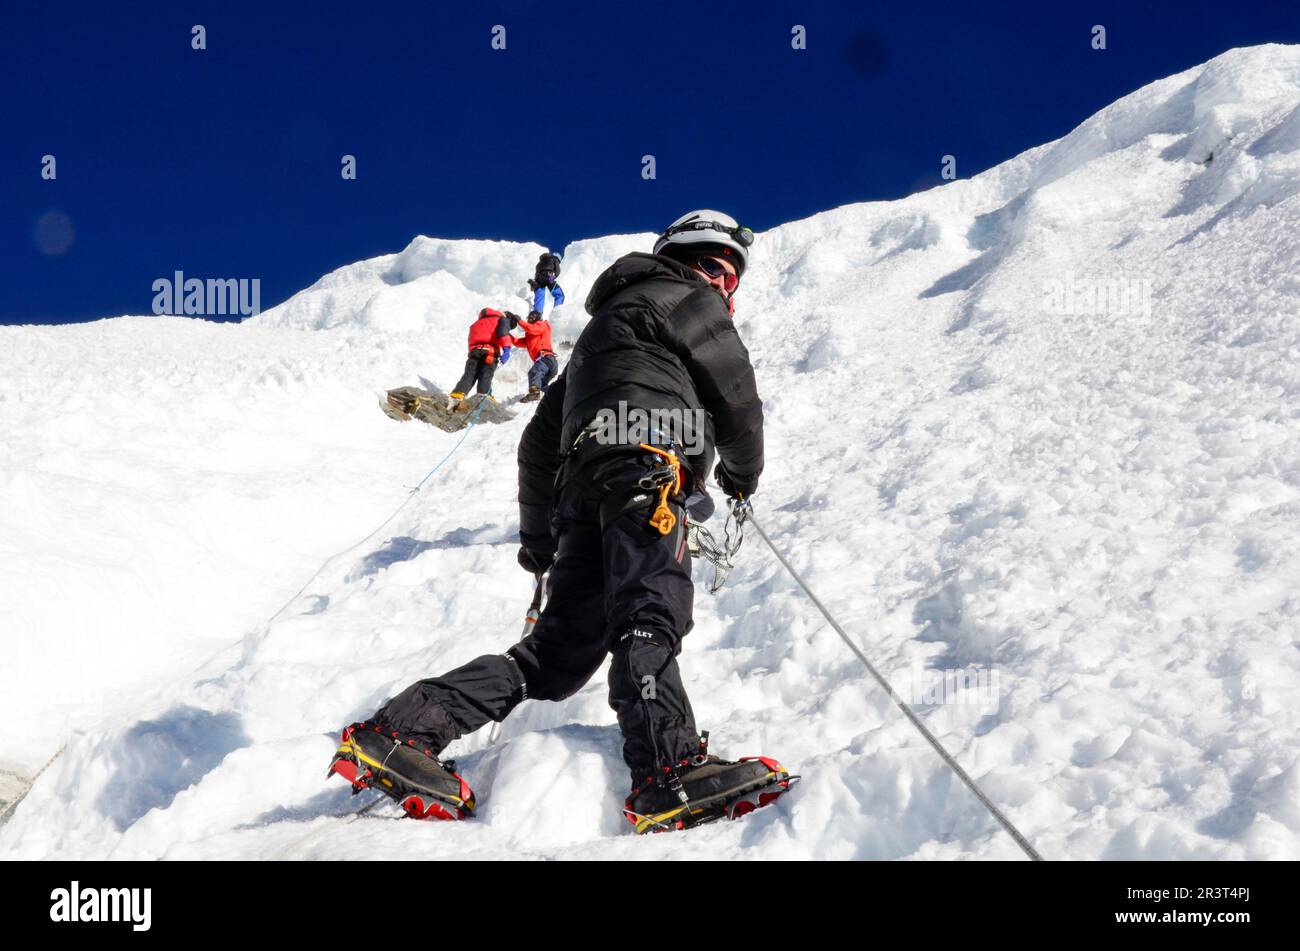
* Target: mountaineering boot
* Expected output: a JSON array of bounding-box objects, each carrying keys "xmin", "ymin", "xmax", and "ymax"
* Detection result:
[
  {"xmin": 521, "ymin": 385, "xmax": 542, "ymax": 402},
  {"xmin": 454, "ymin": 393, "xmax": 496, "ymax": 412},
  {"xmin": 327, "ymin": 722, "xmax": 475, "ymax": 820},
  {"xmin": 623, "ymin": 733, "xmax": 794, "ymax": 833}
]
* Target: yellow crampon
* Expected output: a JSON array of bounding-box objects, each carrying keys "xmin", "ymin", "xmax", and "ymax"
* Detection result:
[
  {"xmin": 625, "ymin": 760, "xmax": 793, "ymax": 834},
  {"xmin": 331, "ymin": 730, "xmax": 474, "ymax": 815},
  {"xmin": 638, "ymin": 443, "xmax": 682, "ymax": 535}
]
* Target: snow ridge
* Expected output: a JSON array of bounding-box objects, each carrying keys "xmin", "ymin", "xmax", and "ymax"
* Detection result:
[{"xmin": 3, "ymin": 45, "xmax": 1300, "ymax": 859}]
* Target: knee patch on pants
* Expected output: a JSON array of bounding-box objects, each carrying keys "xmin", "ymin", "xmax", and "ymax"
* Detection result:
[{"xmin": 507, "ymin": 640, "xmax": 602, "ymax": 703}]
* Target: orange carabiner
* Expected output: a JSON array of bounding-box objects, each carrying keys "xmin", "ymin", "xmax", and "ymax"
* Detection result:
[{"xmin": 639, "ymin": 444, "xmax": 682, "ymax": 535}]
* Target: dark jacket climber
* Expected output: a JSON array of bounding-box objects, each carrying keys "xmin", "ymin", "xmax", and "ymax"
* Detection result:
[{"xmin": 333, "ymin": 211, "xmax": 789, "ymax": 835}]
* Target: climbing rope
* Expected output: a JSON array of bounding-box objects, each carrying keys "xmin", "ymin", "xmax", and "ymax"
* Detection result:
[
  {"xmin": 0, "ymin": 742, "xmax": 67, "ymax": 826},
  {"xmin": 263, "ymin": 390, "xmax": 495, "ymax": 628},
  {"xmin": 721, "ymin": 494, "xmax": 1044, "ymax": 861},
  {"xmin": 8, "ymin": 391, "xmax": 497, "ymax": 830}
]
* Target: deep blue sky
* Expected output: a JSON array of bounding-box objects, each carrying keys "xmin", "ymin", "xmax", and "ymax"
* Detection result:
[{"xmin": 3, "ymin": 1, "xmax": 1298, "ymax": 324}]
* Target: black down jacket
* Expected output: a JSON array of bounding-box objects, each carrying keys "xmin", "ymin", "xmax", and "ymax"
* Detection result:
[{"xmin": 517, "ymin": 252, "xmax": 763, "ymax": 548}]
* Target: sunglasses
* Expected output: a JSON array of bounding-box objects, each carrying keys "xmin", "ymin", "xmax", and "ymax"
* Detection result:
[{"xmin": 694, "ymin": 256, "xmax": 739, "ymax": 292}]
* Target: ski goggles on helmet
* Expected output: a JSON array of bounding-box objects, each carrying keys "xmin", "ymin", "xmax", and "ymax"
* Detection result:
[
  {"xmin": 694, "ymin": 256, "xmax": 740, "ymax": 292},
  {"xmin": 661, "ymin": 219, "xmax": 754, "ymax": 248}
]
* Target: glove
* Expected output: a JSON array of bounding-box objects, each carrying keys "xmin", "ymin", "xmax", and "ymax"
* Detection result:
[
  {"xmin": 517, "ymin": 547, "xmax": 552, "ymax": 574},
  {"xmin": 684, "ymin": 486, "xmax": 716, "ymax": 523},
  {"xmin": 517, "ymin": 531, "xmax": 557, "ymax": 574},
  {"xmin": 499, "ymin": 348, "xmax": 512, "ymax": 365},
  {"xmin": 714, "ymin": 463, "xmax": 757, "ymax": 500},
  {"xmin": 505, "ymin": 311, "xmax": 521, "ymax": 329}
]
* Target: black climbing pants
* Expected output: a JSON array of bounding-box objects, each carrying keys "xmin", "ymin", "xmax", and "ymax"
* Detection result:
[
  {"xmin": 373, "ymin": 449, "xmax": 699, "ymax": 786},
  {"xmin": 452, "ymin": 348, "xmax": 496, "ymax": 396}
]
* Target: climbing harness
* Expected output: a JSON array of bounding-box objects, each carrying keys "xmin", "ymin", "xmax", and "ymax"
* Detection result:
[{"xmin": 638, "ymin": 443, "xmax": 683, "ymax": 536}]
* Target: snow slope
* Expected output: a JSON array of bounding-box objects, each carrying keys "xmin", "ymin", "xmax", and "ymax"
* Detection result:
[{"xmin": 3, "ymin": 45, "xmax": 1300, "ymax": 858}]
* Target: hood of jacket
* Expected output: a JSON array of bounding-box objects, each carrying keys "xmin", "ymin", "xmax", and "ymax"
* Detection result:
[{"xmin": 584, "ymin": 252, "xmax": 707, "ymax": 316}]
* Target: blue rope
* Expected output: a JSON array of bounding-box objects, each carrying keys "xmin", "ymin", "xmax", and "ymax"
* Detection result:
[{"xmin": 410, "ymin": 389, "xmax": 494, "ymax": 493}]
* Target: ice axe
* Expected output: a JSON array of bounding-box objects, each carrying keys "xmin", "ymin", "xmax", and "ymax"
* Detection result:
[
  {"xmin": 521, "ymin": 569, "xmax": 547, "ymax": 636},
  {"xmin": 488, "ymin": 570, "xmax": 547, "ymax": 746}
]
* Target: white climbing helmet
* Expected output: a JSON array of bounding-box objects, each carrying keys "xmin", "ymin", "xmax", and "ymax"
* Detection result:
[{"xmin": 653, "ymin": 210, "xmax": 753, "ymax": 277}]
